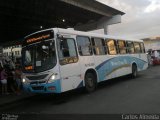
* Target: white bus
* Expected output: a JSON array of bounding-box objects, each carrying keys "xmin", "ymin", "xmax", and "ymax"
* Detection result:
[{"xmin": 22, "ymin": 28, "xmax": 148, "ymax": 93}]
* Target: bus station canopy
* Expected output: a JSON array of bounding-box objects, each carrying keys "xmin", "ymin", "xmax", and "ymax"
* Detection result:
[{"xmin": 0, "ymin": 0, "xmax": 124, "ymax": 45}]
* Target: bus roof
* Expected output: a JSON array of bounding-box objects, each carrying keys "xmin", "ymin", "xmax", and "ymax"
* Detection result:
[
  {"xmin": 56, "ymin": 28, "xmax": 143, "ymax": 42},
  {"xmin": 25, "ymin": 28, "xmax": 143, "ymax": 42}
]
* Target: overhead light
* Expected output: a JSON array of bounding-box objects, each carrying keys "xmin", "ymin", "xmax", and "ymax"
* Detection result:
[
  {"xmin": 62, "ymin": 19, "xmax": 65, "ymax": 22},
  {"xmin": 40, "ymin": 26, "xmax": 43, "ymax": 29}
]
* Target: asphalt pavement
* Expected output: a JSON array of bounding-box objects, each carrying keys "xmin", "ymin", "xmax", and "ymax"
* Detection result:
[{"xmin": 1, "ymin": 65, "xmax": 160, "ymax": 119}]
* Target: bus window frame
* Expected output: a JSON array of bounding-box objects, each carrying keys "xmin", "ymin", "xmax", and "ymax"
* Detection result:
[
  {"xmin": 57, "ymin": 37, "xmax": 79, "ymax": 65},
  {"xmin": 76, "ymin": 35, "xmax": 93, "ymax": 56},
  {"xmin": 117, "ymin": 40, "xmax": 127, "ymax": 54},
  {"xmin": 91, "ymin": 37, "xmax": 107, "ymax": 56},
  {"xmin": 106, "ymin": 39, "xmax": 117, "ymax": 55},
  {"xmin": 140, "ymin": 42, "xmax": 145, "ymax": 53},
  {"xmin": 126, "ymin": 41, "xmax": 135, "ymax": 54},
  {"xmin": 134, "ymin": 42, "xmax": 141, "ymax": 54}
]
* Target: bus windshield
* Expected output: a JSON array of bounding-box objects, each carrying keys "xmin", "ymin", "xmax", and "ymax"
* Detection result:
[{"xmin": 22, "ymin": 40, "xmax": 56, "ymax": 73}]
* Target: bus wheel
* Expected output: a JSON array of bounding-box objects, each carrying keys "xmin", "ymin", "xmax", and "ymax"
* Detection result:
[
  {"xmin": 131, "ymin": 64, "xmax": 138, "ymax": 78},
  {"xmin": 85, "ymin": 72, "xmax": 97, "ymax": 93}
]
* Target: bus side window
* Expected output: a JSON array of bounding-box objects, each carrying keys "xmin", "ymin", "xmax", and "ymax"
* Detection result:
[
  {"xmin": 76, "ymin": 36, "xmax": 92, "ymax": 56},
  {"xmin": 140, "ymin": 42, "xmax": 145, "ymax": 53},
  {"xmin": 134, "ymin": 42, "xmax": 141, "ymax": 53},
  {"xmin": 117, "ymin": 40, "xmax": 127, "ymax": 54},
  {"xmin": 58, "ymin": 38, "xmax": 78, "ymax": 65},
  {"xmin": 126, "ymin": 41, "xmax": 135, "ymax": 54},
  {"xmin": 91, "ymin": 38, "xmax": 106, "ymax": 55},
  {"xmin": 106, "ymin": 39, "xmax": 117, "ymax": 55}
]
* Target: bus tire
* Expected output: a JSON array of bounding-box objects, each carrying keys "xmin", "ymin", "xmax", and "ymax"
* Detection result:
[
  {"xmin": 131, "ymin": 64, "xmax": 138, "ymax": 78},
  {"xmin": 85, "ymin": 72, "xmax": 97, "ymax": 93}
]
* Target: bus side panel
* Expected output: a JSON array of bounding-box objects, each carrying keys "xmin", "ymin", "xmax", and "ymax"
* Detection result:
[
  {"xmin": 95, "ymin": 55, "xmax": 148, "ymax": 82},
  {"xmin": 135, "ymin": 54, "xmax": 148, "ymax": 71},
  {"xmin": 58, "ymin": 34, "xmax": 83, "ymax": 93},
  {"xmin": 78, "ymin": 56, "xmax": 95, "ymax": 85},
  {"xmin": 94, "ymin": 55, "xmax": 116, "ymax": 82}
]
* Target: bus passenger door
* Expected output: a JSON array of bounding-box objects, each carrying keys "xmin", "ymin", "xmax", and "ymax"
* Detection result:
[{"xmin": 57, "ymin": 37, "xmax": 81, "ymax": 92}]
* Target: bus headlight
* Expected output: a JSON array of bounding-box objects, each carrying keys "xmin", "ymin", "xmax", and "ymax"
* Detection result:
[
  {"xmin": 48, "ymin": 74, "xmax": 56, "ymax": 83},
  {"xmin": 22, "ymin": 78, "xmax": 27, "ymax": 83}
]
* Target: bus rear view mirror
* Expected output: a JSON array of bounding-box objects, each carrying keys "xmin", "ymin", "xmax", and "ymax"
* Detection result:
[{"xmin": 57, "ymin": 34, "xmax": 64, "ymax": 40}]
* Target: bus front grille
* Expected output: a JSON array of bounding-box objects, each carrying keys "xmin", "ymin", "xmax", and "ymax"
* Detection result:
[
  {"xmin": 30, "ymin": 81, "xmax": 46, "ymax": 85},
  {"xmin": 26, "ymin": 74, "xmax": 48, "ymax": 80}
]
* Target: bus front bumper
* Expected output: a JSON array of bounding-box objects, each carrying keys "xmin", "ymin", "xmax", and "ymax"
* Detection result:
[{"xmin": 23, "ymin": 79, "xmax": 61, "ymax": 93}]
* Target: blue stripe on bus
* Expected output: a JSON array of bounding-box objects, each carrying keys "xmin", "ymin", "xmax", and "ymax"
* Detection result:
[{"xmin": 95, "ymin": 56, "xmax": 147, "ymax": 82}]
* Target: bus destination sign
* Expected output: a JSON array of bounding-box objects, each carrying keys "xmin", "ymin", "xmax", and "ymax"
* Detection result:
[{"xmin": 24, "ymin": 30, "xmax": 54, "ymax": 46}]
